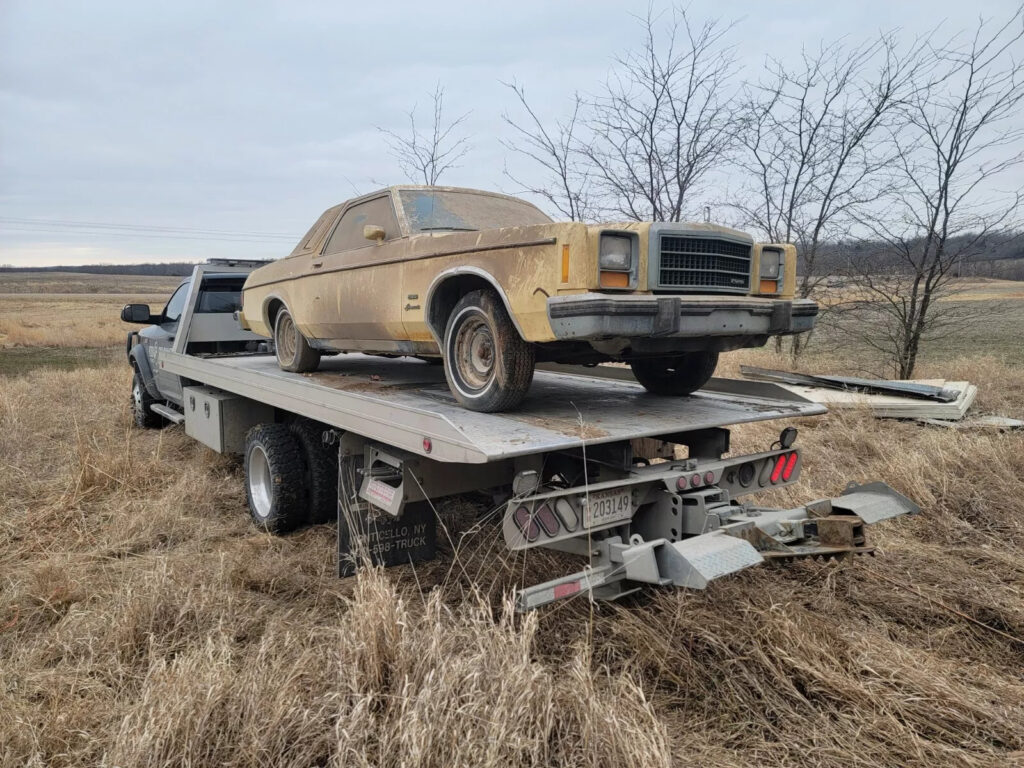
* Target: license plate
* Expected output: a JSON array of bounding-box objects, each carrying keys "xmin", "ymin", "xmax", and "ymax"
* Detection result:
[{"xmin": 582, "ymin": 488, "xmax": 633, "ymax": 528}]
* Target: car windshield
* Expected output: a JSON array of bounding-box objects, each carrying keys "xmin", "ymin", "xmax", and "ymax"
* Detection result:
[{"xmin": 398, "ymin": 189, "xmax": 551, "ymax": 233}]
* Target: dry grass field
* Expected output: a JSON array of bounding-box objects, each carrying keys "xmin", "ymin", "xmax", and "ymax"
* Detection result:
[{"xmin": 2, "ymin": 272, "xmax": 1024, "ymax": 767}]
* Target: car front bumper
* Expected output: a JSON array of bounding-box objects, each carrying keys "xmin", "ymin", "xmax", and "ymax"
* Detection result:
[{"xmin": 546, "ymin": 293, "xmax": 818, "ymax": 341}]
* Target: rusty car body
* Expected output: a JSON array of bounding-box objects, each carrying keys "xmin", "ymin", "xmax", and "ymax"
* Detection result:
[{"xmin": 238, "ymin": 186, "xmax": 817, "ymax": 411}]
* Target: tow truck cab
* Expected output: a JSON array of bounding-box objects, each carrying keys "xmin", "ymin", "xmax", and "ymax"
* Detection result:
[{"xmin": 121, "ymin": 263, "xmax": 265, "ymax": 408}]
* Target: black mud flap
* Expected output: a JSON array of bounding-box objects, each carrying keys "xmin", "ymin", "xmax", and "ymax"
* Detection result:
[{"xmin": 337, "ymin": 499, "xmax": 437, "ymax": 577}]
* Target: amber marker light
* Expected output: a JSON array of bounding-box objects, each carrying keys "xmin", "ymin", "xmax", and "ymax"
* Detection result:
[
  {"xmin": 561, "ymin": 244, "xmax": 570, "ymax": 283},
  {"xmin": 759, "ymin": 279, "xmax": 778, "ymax": 294},
  {"xmin": 600, "ymin": 271, "xmax": 630, "ymax": 288}
]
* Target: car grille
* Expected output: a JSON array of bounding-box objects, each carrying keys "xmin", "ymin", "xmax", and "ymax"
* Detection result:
[{"xmin": 657, "ymin": 235, "xmax": 752, "ymax": 292}]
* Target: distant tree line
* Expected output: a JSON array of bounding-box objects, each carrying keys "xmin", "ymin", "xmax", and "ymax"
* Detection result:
[{"xmin": 0, "ymin": 263, "xmax": 196, "ymax": 276}]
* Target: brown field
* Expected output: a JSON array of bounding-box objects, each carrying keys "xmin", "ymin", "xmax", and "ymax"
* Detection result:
[
  {"xmin": 2, "ymin": 273, "xmax": 1024, "ymax": 767},
  {"xmin": 0, "ymin": 270, "xmax": 183, "ymax": 295}
]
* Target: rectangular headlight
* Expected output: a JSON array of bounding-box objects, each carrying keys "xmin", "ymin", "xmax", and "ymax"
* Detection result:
[
  {"xmin": 760, "ymin": 247, "xmax": 782, "ymax": 278},
  {"xmin": 599, "ymin": 234, "xmax": 632, "ymax": 271}
]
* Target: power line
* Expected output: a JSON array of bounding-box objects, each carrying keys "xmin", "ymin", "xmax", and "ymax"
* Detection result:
[
  {"xmin": 0, "ymin": 216, "xmax": 298, "ymax": 241},
  {"xmin": 1, "ymin": 225, "xmax": 293, "ymax": 244}
]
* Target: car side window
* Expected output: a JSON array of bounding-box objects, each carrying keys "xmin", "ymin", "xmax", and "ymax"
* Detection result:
[
  {"xmin": 162, "ymin": 283, "xmax": 190, "ymax": 324},
  {"xmin": 323, "ymin": 196, "xmax": 400, "ymax": 255}
]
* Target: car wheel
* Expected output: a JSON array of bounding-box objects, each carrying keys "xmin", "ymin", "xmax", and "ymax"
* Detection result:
[
  {"xmin": 244, "ymin": 423, "xmax": 307, "ymax": 534},
  {"xmin": 443, "ymin": 289, "xmax": 534, "ymax": 412},
  {"xmin": 288, "ymin": 418, "xmax": 338, "ymax": 525},
  {"xmin": 274, "ymin": 307, "xmax": 321, "ymax": 373},
  {"xmin": 629, "ymin": 351, "xmax": 719, "ymax": 396},
  {"xmin": 131, "ymin": 367, "xmax": 164, "ymax": 429}
]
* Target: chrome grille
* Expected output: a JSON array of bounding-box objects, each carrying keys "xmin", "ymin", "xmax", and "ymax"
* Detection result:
[{"xmin": 658, "ymin": 235, "xmax": 752, "ymax": 292}]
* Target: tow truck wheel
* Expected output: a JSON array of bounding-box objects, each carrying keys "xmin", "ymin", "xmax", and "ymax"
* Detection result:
[
  {"xmin": 131, "ymin": 368, "xmax": 164, "ymax": 429},
  {"xmin": 443, "ymin": 289, "xmax": 535, "ymax": 412},
  {"xmin": 244, "ymin": 423, "xmax": 306, "ymax": 534},
  {"xmin": 288, "ymin": 418, "xmax": 338, "ymax": 525},
  {"xmin": 274, "ymin": 307, "xmax": 321, "ymax": 373},
  {"xmin": 630, "ymin": 351, "xmax": 719, "ymax": 396}
]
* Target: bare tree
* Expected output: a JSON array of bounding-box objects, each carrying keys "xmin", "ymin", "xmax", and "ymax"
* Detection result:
[
  {"xmin": 501, "ymin": 6, "xmax": 739, "ymax": 221},
  {"xmin": 840, "ymin": 11, "xmax": 1024, "ymax": 379},
  {"xmin": 585, "ymin": 7, "xmax": 739, "ymax": 221},
  {"xmin": 501, "ymin": 83, "xmax": 594, "ymax": 221},
  {"xmin": 379, "ymin": 84, "xmax": 471, "ymax": 186},
  {"xmin": 735, "ymin": 33, "xmax": 926, "ymax": 304}
]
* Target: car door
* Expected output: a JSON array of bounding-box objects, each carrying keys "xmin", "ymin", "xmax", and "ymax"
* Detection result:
[
  {"xmin": 312, "ymin": 195, "xmax": 407, "ymax": 344},
  {"xmin": 142, "ymin": 280, "xmax": 190, "ymax": 403}
]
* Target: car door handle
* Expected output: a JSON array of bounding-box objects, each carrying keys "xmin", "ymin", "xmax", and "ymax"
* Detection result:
[{"xmin": 312, "ymin": 260, "xmax": 323, "ymax": 268}]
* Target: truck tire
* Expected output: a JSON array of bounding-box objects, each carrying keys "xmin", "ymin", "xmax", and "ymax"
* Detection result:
[
  {"xmin": 131, "ymin": 367, "xmax": 164, "ymax": 429},
  {"xmin": 274, "ymin": 307, "xmax": 321, "ymax": 373},
  {"xmin": 288, "ymin": 418, "xmax": 338, "ymax": 525},
  {"xmin": 443, "ymin": 289, "xmax": 534, "ymax": 412},
  {"xmin": 630, "ymin": 351, "xmax": 719, "ymax": 396},
  {"xmin": 244, "ymin": 423, "xmax": 306, "ymax": 534}
]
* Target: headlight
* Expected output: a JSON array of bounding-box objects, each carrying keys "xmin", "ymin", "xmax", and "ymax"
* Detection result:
[
  {"xmin": 760, "ymin": 247, "xmax": 783, "ymax": 278},
  {"xmin": 599, "ymin": 234, "xmax": 632, "ymax": 271}
]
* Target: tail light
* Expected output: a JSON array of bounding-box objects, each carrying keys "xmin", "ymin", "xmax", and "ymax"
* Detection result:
[
  {"xmin": 534, "ymin": 503, "xmax": 560, "ymax": 537},
  {"xmin": 770, "ymin": 455, "xmax": 786, "ymax": 484},
  {"xmin": 513, "ymin": 506, "xmax": 540, "ymax": 542},
  {"xmin": 782, "ymin": 452, "xmax": 798, "ymax": 481}
]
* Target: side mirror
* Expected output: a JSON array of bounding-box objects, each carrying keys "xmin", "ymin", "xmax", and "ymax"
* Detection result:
[
  {"xmin": 363, "ymin": 224, "xmax": 386, "ymax": 242},
  {"xmin": 121, "ymin": 303, "xmax": 154, "ymax": 323}
]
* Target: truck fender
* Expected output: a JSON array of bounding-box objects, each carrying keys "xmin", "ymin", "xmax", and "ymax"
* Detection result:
[{"xmin": 129, "ymin": 344, "xmax": 161, "ymax": 398}]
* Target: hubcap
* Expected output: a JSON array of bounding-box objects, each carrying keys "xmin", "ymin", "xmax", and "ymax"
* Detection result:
[
  {"xmin": 248, "ymin": 444, "xmax": 274, "ymax": 519},
  {"xmin": 276, "ymin": 312, "xmax": 297, "ymax": 366},
  {"xmin": 454, "ymin": 314, "xmax": 495, "ymax": 390}
]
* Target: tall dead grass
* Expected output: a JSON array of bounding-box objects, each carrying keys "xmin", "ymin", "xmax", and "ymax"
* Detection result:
[
  {"xmin": 0, "ymin": 295, "xmax": 170, "ymax": 348},
  {"xmin": 2, "ymin": 347, "xmax": 1024, "ymax": 766}
]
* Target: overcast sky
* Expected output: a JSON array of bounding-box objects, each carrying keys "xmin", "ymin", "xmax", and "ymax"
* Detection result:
[{"xmin": 1, "ymin": 0, "xmax": 1021, "ymax": 267}]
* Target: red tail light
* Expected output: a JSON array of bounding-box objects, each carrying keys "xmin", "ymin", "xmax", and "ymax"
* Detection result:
[
  {"xmin": 513, "ymin": 506, "xmax": 540, "ymax": 542},
  {"xmin": 534, "ymin": 503, "xmax": 560, "ymax": 536},
  {"xmin": 770, "ymin": 455, "xmax": 786, "ymax": 484},
  {"xmin": 782, "ymin": 452, "xmax": 798, "ymax": 481}
]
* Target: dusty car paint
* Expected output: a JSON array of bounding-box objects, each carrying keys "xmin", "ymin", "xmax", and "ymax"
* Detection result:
[{"xmin": 239, "ymin": 186, "xmax": 805, "ymax": 356}]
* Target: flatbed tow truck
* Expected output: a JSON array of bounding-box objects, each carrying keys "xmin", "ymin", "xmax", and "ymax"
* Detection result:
[{"xmin": 126, "ymin": 263, "xmax": 918, "ymax": 610}]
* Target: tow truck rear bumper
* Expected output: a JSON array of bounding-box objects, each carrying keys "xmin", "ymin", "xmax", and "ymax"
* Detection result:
[
  {"xmin": 546, "ymin": 294, "xmax": 818, "ymax": 341},
  {"xmin": 516, "ymin": 481, "xmax": 919, "ymax": 611}
]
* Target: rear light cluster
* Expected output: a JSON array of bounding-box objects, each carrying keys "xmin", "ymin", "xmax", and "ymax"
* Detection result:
[
  {"xmin": 679, "ymin": 452, "xmax": 800, "ymax": 493},
  {"xmin": 765, "ymin": 451, "xmax": 798, "ymax": 485},
  {"xmin": 676, "ymin": 470, "xmax": 718, "ymax": 491},
  {"xmin": 513, "ymin": 499, "xmax": 579, "ymax": 543}
]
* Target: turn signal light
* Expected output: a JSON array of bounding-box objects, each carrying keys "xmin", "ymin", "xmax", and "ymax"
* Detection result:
[
  {"xmin": 759, "ymin": 279, "xmax": 778, "ymax": 294},
  {"xmin": 600, "ymin": 270, "xmax": 629, "ymax": 288},
  {"xmin": 770, "ymin": 455, "xmax": 786, "ymax": 484}
]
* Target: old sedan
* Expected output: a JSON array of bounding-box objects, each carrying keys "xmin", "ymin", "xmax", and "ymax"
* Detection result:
[{"xmin": 238, "ymin": 186, "xmax": 817, "ymax": 412}]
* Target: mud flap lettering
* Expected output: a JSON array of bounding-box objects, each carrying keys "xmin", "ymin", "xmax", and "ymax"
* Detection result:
[{"xmin": 338, "ymin": 501, "xmax": 436, "ymax": 576}]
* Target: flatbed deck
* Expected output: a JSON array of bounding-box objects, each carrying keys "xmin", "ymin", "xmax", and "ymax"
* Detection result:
[{"xmin": 164, "ymin": 352, "xmax": 826, "ymax": 463}]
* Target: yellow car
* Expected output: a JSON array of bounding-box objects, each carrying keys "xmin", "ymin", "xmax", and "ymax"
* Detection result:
[{"xmin": 238, "ymin": 186, "xmax": 817, "ymax": 412}]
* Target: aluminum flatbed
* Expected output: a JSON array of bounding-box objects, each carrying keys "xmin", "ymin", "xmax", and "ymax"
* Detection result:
[{"xmin": 162, "ymin": 351, "xmax": 827, "ymax": 464}]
